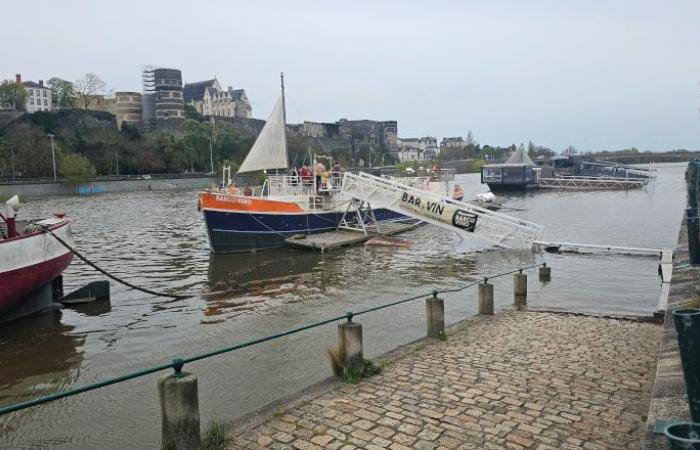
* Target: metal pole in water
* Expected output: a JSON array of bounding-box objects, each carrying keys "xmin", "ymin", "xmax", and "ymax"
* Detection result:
[{"xmin": 49, "ymin": 133, "xmax": 56, "ymax": 180}]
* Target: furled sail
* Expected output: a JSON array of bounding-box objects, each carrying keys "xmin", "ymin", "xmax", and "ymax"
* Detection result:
[{"xmin": 237, "ymin": 95, "xmax": 288, "ymax": 173}]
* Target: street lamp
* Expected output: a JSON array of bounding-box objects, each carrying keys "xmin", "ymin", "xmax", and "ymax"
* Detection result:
[
  {"xmin": 48, "ymin": 133, "xmax": 56, "ymax": 180},
  {"xmin": 208, "ymin": 137, "xmax": 214, "ymax": 174}
]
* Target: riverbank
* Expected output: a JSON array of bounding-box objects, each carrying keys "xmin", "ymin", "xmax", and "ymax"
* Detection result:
[
  {"xmin": 643, "ymin": 214, "xmax": 696, "ymax": 448},
  {"xmin": 230, "ymin": 310, "xmax": 660, "ymax": 449},
  {"xmin": 0, "ymin": 174, "xmax": 212, "ymax": 198}
]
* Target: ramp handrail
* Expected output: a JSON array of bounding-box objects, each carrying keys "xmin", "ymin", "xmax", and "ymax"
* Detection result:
[{"xmin": 341, "ymin": 172, "xmax": 544, "ymax": 249}]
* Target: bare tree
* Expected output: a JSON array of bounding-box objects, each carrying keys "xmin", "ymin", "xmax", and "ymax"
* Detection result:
[{"xmin": 74, "ymin": 73, "xmax": 106, "ymax": 110}]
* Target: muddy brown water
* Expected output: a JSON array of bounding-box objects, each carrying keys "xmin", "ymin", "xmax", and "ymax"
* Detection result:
[{"xmin": 0, "ymin": 164, "xmax": 686, "ymax": 449}]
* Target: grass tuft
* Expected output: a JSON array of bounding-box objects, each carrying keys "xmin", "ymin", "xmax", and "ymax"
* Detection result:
[{"xmin": 201, "ymin": 419, "xmax": 230, "ymax": 450}]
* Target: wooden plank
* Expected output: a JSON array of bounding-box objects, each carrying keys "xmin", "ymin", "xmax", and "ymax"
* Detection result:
[
  {"xmin": 660, "ymin": 263, "xmax": 673, "ymax": 283},
  {"xmin": 285, "ymin": 222, "xmax": 421, "ymax": 251}
]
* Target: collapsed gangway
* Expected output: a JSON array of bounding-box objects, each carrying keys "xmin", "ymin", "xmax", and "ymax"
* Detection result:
[{"xmin": 340, "ymin": 171, "xmax": 544, "ymax": 250}]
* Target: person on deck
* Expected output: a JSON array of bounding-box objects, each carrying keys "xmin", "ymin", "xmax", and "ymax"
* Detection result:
[
  {"xmin": 452, "ymin": 184, "xmax": 464, "ymax": 201},
  {"xmin": 242, "ymin": 185, "xmax": 253, "ymax": 196},
  {"xmin": 290, "ymin": 167, "xmax": 299, "ymax": 186},
  {"xmin": 300, "ymin": 165, "xmax": 312, "ymax": 192},
  {"xmin": 313, "ymin": 161, "xmax": 326, "ymax": 192},
  {"xmin": 228, "ymin": 183, "xmax": 238, "ymax": 196}
]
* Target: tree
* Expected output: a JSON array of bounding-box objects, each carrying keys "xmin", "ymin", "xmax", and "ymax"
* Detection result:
[
  {"xmin": 0, "ymin": 79, "xmax": 27, "ymax": 111},
  {"xmin": 47, "ymin": 78, "xmax": 76, "ymax": 109},
  {"xmin": 74, "ymin": 73, "xmax": 106, "ymax": 110},
  {"xmin": 465, "ymin": 130, "xmax": 478, "ymax": 158},
  {"xmin": 59, "ymin": 152, "xmax": 95, "ymax": 184}
]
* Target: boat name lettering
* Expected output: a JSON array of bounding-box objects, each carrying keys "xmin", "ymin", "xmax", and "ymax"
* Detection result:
[
  {"xmin": 215, "ymin": 195, "xmax": 253, "ymax": 205},
  {"xmin": 452, "ymin": 209, "xmax": 478, "ymax": 232}
]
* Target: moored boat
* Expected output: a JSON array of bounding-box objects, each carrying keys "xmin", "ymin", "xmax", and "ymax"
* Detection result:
[
  {"xmin": 0, "ymin": 196, "xmax": 74, "ymax": 317},
  {"xmin": 198, "ymin": 74, "xmax": 436, "ymax": 253}
]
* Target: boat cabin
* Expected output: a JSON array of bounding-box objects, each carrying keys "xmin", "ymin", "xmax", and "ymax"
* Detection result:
[{"xmin": 481, "ymin": 148, "xmax": 537, "ymax": 191}]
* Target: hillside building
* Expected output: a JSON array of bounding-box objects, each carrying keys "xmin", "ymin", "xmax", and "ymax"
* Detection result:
[
  {"xmin": 397, "ymin": 136, "xmax": 438, "ymax": 161},
  {"xmin": 142, "ymin": 66, "xmax": 185, "ymax": 129},
  {"xmin": 183, "ymin": 78, "xmax": 252, "ymax": 119},
  {"xmin": 15, "ymin": 74, "xmax": 52, "ymax": 113}
]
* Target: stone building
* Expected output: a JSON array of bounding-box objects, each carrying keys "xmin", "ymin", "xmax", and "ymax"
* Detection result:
[
  {"xmin": 142, "ymin": 66, "xmax": 185, "ymax": 129},
  {"xmin": 15, "ymin": 74, "xmax": 52, "ymax": 113},
  {"xmin": 440, "ymin": 137, "xmax": 465, "ymax": 152},
  {"xmin": 397, "ymin": 136, "xmax": 438, "ymax": 161},
  {"xmin": 114, "ymin": 92, "xmax": 143, "ymax": 129},
  {"xmin": 183, "ymin": 78, "xmax": 252, "ymax": 119}
]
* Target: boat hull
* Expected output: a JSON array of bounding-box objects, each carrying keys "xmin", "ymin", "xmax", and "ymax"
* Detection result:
[
  {"xmin": 0, "ymin": 219, "xmax": 74, "ymax": 315},
  {"xmin": 203, "ymin": 208, "xmax": 412, "ymax": 253}
]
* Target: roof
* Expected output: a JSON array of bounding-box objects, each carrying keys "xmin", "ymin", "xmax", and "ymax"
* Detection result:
[
  {"xmin": 183, "ymin": 79, "xmax": 217, "ymax": 102},
  {"xmin": 484, "ymin": 163, "xmax": 534, "ymax": 168},
  {"xmin": 230, "ymin": 89, "xmax": 246, "ymax": 100},
  {"xmin": 21, "ymin": 81, "xmax": 48, "ymax": 89},
  {"xmin": 504, "ymin": 147, "xmax": 535, "ymax": 166}
]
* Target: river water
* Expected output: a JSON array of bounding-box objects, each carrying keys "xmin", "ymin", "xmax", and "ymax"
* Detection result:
[{"xmin": 0, "ymin": 164, "xmax": 686, "ymax": 449}]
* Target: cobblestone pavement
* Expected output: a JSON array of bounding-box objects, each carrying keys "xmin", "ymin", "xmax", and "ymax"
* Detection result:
[{"xmin": 230, "ymin": 311, "xmax": 660, "ymax": 449}]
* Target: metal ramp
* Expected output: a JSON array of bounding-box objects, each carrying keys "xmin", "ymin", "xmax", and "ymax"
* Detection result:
[{"xmin": 341, "ymin": 172, "xmax": 544, "ymax": 249}]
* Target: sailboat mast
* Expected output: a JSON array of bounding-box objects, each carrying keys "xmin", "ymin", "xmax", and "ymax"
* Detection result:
[{"xmin": 280, "ymin": 72, "xmax": 287, "ymax": 175}]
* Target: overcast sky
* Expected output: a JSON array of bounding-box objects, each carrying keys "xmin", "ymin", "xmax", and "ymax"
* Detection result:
[{"xmin": 3, "ymin": 0, "xmax": 699, "ymax": 151}]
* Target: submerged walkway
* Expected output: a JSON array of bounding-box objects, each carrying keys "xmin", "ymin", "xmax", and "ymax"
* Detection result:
[{"xmin": 231, "ymin": 311, "xmax": 660, "ymax": 450}]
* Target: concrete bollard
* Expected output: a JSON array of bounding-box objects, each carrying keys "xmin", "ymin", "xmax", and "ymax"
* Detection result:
[
  {"xmin": 158, "ymin": 369, "xmax": 201, "ymax": 450},
  {"xmin": 539, "ymin": 263, "xmax": 551, "ymax": 282},
  {"xmin": 514, "ymin": 272, "xmax": 527, "ymax": 306},
  {"xmin": 338, "ymin": 320, "xmax": 364, "ymax": 375},
  {"xmin": 478, "ymin": 281, "xmax": 494, "ymax": 315},
  {"xmin": 425, "ymin": 295, "xmax": 445, "ymax": 338}
]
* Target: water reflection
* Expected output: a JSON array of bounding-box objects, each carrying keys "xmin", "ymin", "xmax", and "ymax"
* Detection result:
[{"xmin": 0, "ymin": 310, "xmax": 84, "ymax": 402}]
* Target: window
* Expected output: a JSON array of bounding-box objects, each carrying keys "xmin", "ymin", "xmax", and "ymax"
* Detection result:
[
  {"xmin": 43, "ymin": 90, "xmax": 47, "ymax": 97},
  {"xmin": 44, "ymin": 99, "xmax": 48, "ymax": 106},
  {"xmin": 30, "ymin": 98, "xmax": 34, "ymax": 105}
]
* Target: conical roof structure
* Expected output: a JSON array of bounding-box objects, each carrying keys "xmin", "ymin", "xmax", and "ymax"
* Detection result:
[{"xmin": 504, "ymin": 147, "xmax": 535, "ymax": 166}]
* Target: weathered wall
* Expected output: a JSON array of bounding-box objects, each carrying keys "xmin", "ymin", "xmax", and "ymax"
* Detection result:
[{"xmin": 0, "ymin": 176, "xmax": 212, "ymax": 198}]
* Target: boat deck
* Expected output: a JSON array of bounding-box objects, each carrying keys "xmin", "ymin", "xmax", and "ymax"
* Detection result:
[{"xmin": 285, "ymin": 222, "xmax": 421, "ymax": 252}]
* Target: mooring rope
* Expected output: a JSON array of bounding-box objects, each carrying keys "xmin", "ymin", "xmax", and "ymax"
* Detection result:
[{"xmin": 39, "ymin": 224, "xmax": 191, "ymax": 300}]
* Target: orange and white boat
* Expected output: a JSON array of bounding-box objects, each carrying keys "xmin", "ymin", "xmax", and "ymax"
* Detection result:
[{"xmin": 198, "ymin": 75, "xmax": 448, "ymax": 253}]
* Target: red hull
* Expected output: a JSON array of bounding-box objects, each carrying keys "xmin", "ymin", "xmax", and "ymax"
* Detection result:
[{"xmin": 0, "ymin": 252, "xmax": 73, "ymax": 314}]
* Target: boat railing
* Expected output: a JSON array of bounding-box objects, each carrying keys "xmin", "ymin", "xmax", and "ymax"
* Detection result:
[{"xmin": 265, "ymin": 173, "xmax": 344, "ymax": 198}]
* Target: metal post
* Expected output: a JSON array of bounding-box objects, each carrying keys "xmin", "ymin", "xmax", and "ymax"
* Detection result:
[
  {"xmin": 115, "ymin": 149, "xmax": 119, "ymax": 176},
  {"xmin": 672, "ymin": 308, "xmax": 700, "ymax": 422},
  {"xmin": 208, "ymin": 137, "xmax": 214, "ymax": 174},
  {"xmin": 48, "ymin": 133, "xmax": 56, "ymax": 180}
]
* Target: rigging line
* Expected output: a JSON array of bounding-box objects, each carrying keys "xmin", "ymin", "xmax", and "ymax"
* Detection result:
[{"xmin": 39, "ymin": 225, "xmax": 191, "ymax": 300}]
